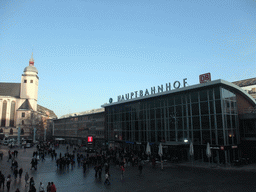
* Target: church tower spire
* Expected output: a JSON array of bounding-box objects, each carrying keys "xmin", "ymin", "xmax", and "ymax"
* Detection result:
[{"xmin": 29, "ymin": 52, "xmax": 34, "ymax": 66}]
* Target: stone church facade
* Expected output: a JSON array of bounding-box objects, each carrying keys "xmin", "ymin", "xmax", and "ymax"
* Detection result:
[{"xmin": 0, "ymin": 53, "xmax": 57, "ymax": 140}]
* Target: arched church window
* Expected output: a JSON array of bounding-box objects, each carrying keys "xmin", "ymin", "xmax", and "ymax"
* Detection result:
[
  {"xmin": 10, "ymin": 128, "xmax": 13, "ymax": 135},
  {"xmin": 21, "ymin": 128, "xmax": 24, "ymax": 135},
  {"xmin": 1, "ymin": 100, "xmax": 7, "ymax": 127},
  {"xmin": 10, "ymin": 101, "xmax": 16, "ymax": 127},
  {"xmin": 0, "ymin": 128, "xmax": 3, "ymax": 133}
]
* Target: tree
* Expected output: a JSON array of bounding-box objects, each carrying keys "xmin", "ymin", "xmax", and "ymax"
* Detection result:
[{"xmin": 22, "ymin": 111, "xmax": 47, "ymax": 141}]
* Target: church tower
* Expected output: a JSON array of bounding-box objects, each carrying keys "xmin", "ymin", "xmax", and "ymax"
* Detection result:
[{"xmin": 20, "ymin": 53, "xmax": 39, "ymax": 111}]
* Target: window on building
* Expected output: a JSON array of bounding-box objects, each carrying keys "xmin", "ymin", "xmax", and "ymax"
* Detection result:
[
  {"xmin": 24, "ymin": 80, "xmax": 27, "ymax": 83},
  {"xmin": 1, "ymin": 100, "xmax": 7, "ymax": 127},
  {"xmin": 21, "ymin": 128, "xmax": 24, "ymax": 135},
  {"xmin": 10, "ymin": 128, "xmax": 13, "ymax": 135},
  {"xmin": 0, "ymin": 128, "xmax": 3, "ymax": 133},
  {"xmin": 30, "ymin": 80, "xmax": 33, "ymax": 83},
  {"xmin": 10, "ymin": 101, "xmax": 16, "ymax": 127},
  {"xmin": 22, "ymin": 112, "xmax": 25, "ymax": 117}
]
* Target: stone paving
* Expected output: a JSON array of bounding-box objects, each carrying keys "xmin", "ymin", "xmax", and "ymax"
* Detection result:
[{"xmin": 0, "ymin": 144, "xmax": 256, "ymax": 192}]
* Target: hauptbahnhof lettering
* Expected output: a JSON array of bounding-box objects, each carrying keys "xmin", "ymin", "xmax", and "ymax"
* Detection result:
[{"xmin": 116, "ymin": 78, "xmax": 188, "ymax": 102}]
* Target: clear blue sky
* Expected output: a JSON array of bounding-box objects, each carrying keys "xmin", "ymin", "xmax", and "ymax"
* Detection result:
[{"xmin": 1, "ymin": 0, "xmax": 256, "ymax": 118}]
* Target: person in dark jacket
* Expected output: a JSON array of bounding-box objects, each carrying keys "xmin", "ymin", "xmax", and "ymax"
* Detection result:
[
  {"xmin": 0, "ymin": 171, "xmax": 5, "ymax": 190},
  {"xmin": 14, "ymin": 167, "xmax": 18, "ymax": 179},
  {"xmin": 98, "ymin": 165, "xmax": 102, "ymax": 178},
  {"xmin": 29, "ymin": 177, "xmax": 35, "ymax": 189},
  {"xmin": 47, "ymin": 182, "xmax": 51, "ymax": 192},
  {"xmin": 18, "ymin": 168, "xmax": 23, "ymax": 179},
  {"xmin": 6, "ymin": 175, "xmax": 11, "ymax": 192},
  {"xmin": 138, "ymin": 162, "xmax": 143, "ymax": 174},
  {"xmin": 30, "ymin": 184, "xmax": 36, "ymax": 192}
]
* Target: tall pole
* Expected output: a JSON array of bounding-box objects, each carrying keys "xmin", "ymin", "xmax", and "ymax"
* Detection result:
[
  {"xmin": 17, "ymin": 126, "xmax": 21, "ymax": 147},
  {"xmin": 33, "ymin": 127, "xmax": 36, "ymax": 143}
]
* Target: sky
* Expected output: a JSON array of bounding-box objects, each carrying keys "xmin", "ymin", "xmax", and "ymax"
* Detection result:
[{"xmin": 1, "ymin": 0, "xmax": 256, "ymax": 118}]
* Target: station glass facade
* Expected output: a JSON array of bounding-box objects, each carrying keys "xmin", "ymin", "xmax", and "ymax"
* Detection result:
[{"xmin": 105, "ymin": 84, "xmax": 242, "ymax": 164}]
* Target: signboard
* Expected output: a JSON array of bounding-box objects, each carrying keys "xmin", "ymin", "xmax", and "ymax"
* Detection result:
[
  {"xmin": 210, "ymin": 147, "xmax": 220, "ymax": 150},
  {"xmin": 88, "ymin": 136, "xmax": 93, "ymax": 144},
  {"xmin": 114, "ymin": 78, "xmax": 188, "ymax": 103},
  {"xmin": 232, "ymin": 146, "xmax": 238, "ymax": 149},
  {"xmin": 199, "ymin": 73, "xmax": 211, "ymax": 84}
]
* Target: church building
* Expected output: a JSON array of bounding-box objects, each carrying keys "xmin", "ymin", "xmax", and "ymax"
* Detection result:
[{"xmin": 0, "ymin": 53, "xmax": 57, "ymax": 140}]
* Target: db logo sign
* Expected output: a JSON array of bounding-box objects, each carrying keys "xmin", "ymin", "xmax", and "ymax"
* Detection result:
[{"xmin": 199, "ymin": 73, "xmax": 211, "ymax": 84}]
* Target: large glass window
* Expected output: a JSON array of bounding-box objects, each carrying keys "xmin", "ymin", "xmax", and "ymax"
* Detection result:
[
  {"xmin": 215, "ymin": 100, "xmax": 221, "ymax": 114},
  {"xmin": 169, "ymin": 131, "xmax": 175, "ymax": 141},
  {"xmin": 191, "ymin": 92, "xmax": 198, "ymax": 103},
  {"xmin": 200, "ymin": 102, "xmax": 209, "ymax": 115},
  {"xmin": 175, "ymin": 96, "xmax": 182, "ymax": 105},
  {"xmin": 192, "ymin": 103, "xmax": 199, "ymax": 115},
  {"xmin": 216, "ymin": 115, "xmax": 223, "ymax": 129},
  {"xmin": 106, "ymin": 85, "xmax": 240, "ymax": 147},
  {"xmin": 200, "ymin": 90, "xmax": 208, "ymax": 101},
  {"xmin": 192, "ymin": 116, "xmax": 200, "ymax": 130},
  {"xmin": 176, "ymin": 106, "xmax": 182, "ymax": 117},
  {"xmin": 214, "ymin": 87, "xmax": 220, "ymax": 99},
  {"xmin": 193, "ymin": 131, "xmax": 201, "ymax": 144},
  {"xmin": 209, "ymin": 89, "xmax": 213, "ymax": 100},
  {"xmin": 201, "ymin": 116, "xmax": 210, "ymax": 130}
]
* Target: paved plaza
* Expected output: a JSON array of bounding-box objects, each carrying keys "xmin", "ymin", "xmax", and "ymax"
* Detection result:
[{"xmin": 0, "ymin": 144, "xmax": 256, "ymax": 192}]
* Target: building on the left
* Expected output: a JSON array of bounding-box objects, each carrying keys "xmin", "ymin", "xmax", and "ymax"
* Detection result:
[{"xmin": 0, "ymin": 53, "xmax": 57, "ymax": 141}]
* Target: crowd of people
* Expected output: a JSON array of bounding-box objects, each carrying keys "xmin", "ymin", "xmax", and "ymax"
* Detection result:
[
  {"xmin": 0, "ymin": 142, "xmax": 58, "ymax": 192},
  {"xmin": 0, "ymin": 141, "xmax": 152, "ymax": 191}
]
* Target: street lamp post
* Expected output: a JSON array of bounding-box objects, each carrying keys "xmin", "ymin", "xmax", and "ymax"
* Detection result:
[
  {"xmin": 33, "ymin": 126, "xmax": 36, "ymax": 143},
  {"xmin": 17, "ymin": 125, "xmax": 21, "ymax": 147}
]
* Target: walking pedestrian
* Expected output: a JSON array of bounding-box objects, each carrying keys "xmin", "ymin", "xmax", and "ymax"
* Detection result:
[
  {"xmin": 39, "ymin": 182, "xmax": 45, "ymax": 192},
  {"xmin": 83, "ymin": 160, "xmax": 86, "ymax": 173},
  {"xmin": 29, "ymin": 177, "xmax": 35, "ymax": 189},
  {"xmin": 50, "ymin": 182, "xmax": 56, "ymax": 192},
  {"xmin": 15, "ymin": 188, "xmax": 20, "ymax": 192},
  {"xmin": 0, "ymin": 151, "xmax": 3, "ymax": 160},
  {"xmin": 14, "ymin": 167, "xmax": 18, "ymax": 179},
  {"xmin": 94, "ymin": 165, "xmax": 98, "ymax": 178},
  {"xmin": 0, "ymin": 171, "xmax": 5, "ymax": 190},
  {"xmin": 7, "ymin": 153, "xmax": 12, "ymax": 162},
  {"xmin": 98, "ymin": 165, "xmax": 102, "ymax": 179},
  {"xmin": 120, "ymin": 165, "xmax": 125, "ymax": 180},
  {"xmin": 104, "ymin": 172, "xmax": 110, "ymax": 185},
  {"xmin": 139, "ymin": 162, "xmax": 143, "ymax": 175},
  {"xmin": 6, "ymin": 175, "xmax": 11, "ymax": 192},
  {"xmin": 47, "ymin": 182, "xmax": 51, "ymax": 192},
  {"xmin": 18, "ymin": 168, "xmax": 23, "ymax": 179},
  {"xmin": 30, "ymin": 184, "xmax": 36, "ymax": 192},
  {"xmin": 25, "ymin": 172, "xmax": 29, "ymax": 187}
]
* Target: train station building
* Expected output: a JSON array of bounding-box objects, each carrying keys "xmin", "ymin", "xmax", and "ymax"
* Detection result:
[{"xmin": 102, "ymin": 77, "xmax": 256, "ymax": 164}]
